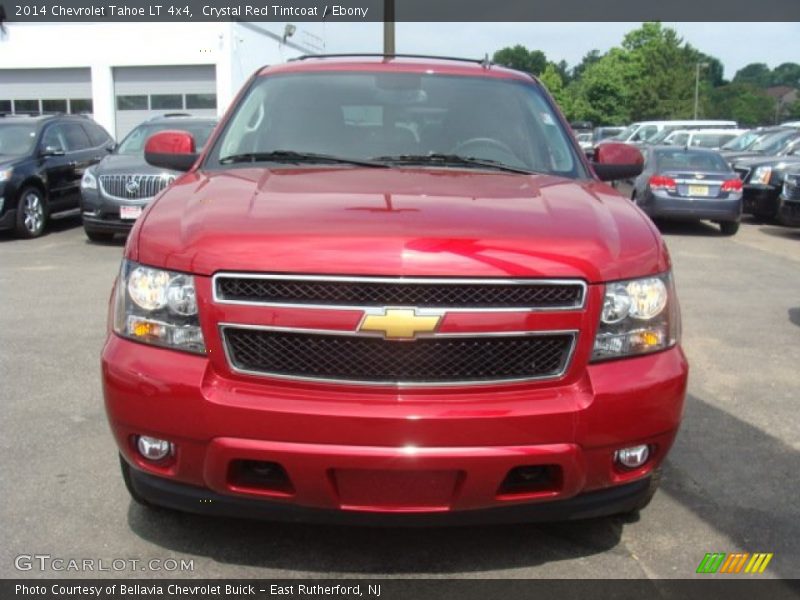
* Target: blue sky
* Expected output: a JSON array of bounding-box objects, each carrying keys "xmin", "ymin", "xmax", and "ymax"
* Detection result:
[{"xmin": 300, "ymin": 22, "xmax": 800, "ymax": 80}]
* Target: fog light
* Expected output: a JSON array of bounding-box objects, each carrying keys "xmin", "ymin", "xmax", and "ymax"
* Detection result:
[
  {"xmin": 615, "ymin": 445, "xmax": 650, "ymax": 469},
  {"xmin": 136, "ymin": 436, "xmax": 173, "ymax": 461}
]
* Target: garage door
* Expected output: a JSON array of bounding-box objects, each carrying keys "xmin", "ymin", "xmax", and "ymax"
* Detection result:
[
  {"xmin": 113, "ymin": 65, "xmax": 217, "ymax": 139},
  {"xmin": 0, "ymin": 68, "xmax": 93, "ymax": 115}
]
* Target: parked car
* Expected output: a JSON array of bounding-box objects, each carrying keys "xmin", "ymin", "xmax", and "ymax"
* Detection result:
[
  {"xmin": 721, "ymin": 127, "xmax": 800, "ymax": 164},
  {"xmin": 731, "ymin": 143, "xmax": 800, "ymax": 220},
  {"xmin": 610, "ymin": 120, "xmax": 738, "ymax": 145},
  {"xmin": 661, "ymin": 129, "xmax": 745, "ymax": 150},
  {"xmin": 575, "ymin": 132, "xmax": 594, "ymax": 153},
  {"xmin": 593, "ymin": 126, "xmax": 624, "ymax": 143},
  {"xmin": 104, "ymin": 55, "xmax": 687, "ymax": 524},
  {"xmin": 778, "ymin": 168, "xmax": 800, "ymax": 226},
  {"xmin": 0, "ymin": 114, "xmax": 114, "ymax": 238},
  {"xmin": 80, "ymin": 115, "xmax": 217, "ymax": 241},
  {"xmin": 621, "ymin": 146, "xmax": 743, "ymax": 235}
]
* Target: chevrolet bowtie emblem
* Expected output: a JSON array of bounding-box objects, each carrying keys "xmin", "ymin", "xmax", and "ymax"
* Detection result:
[{"xmin": 358, "ymin": 308, "xmax": 442, "ymax": 340}]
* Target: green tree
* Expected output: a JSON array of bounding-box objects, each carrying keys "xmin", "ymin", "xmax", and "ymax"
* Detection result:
[
  {"xmin": 567, "ymin": 48, "xmax": 632, "ymax": 125},
  {"xmin": 571, "ymin": 49, "xmax": 601, "ymax": 80},
  {"xmin": 539, "ymin": 63, "xmax": 570, "ymax": 113},
  {"xmin": 709, "ymin": 83, "xmax": 776, "ymax": 126},
  {"xmin": 492, "ymin": 45, "xmax": 548, "ymax": 76},
  {"xmin": 771, "ymin": 63, "xmax": 800, "ymax": 88},
  {"xmin": 733, "ymin": 63, "xmax": 773, "ymax": 88}
]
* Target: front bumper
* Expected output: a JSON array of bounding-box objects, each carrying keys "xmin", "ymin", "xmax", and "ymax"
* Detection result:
[
  {"xmin": 778, "ymin": 197, "xmax": 800, "ymax": 227},
  {"xmin": 103, "ymin": 336, "xmax": 687, "ymax": 521},
  {"xmin": 80, "ymin": 187, "xmax": 145, "ymax": 233},
  {"xmin": 0, "ymin": 208, "xmax": 15, "ymax": 231},
  {"xmin": 742, "ymin": 185, "xmax": 780, "ymax": 217},
  {"xmin": 126, "ymin": 460, "xmax": 655, "ymax": 525}
]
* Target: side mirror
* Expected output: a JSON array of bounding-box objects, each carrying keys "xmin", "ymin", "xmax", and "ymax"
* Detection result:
[
  {"xmin": 592, "ymin": 142, "xmax": 644, "ymax": 182},
  {"xmin": 144, "ymin": 130, "xmax": 198, "ymax": 172},
  {"xmin": 41, "ymin": 145, "xmax": 65, "ymax": 157}
]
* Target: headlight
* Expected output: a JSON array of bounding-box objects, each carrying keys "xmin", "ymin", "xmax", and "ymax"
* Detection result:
[
  {"xmin": 0, "ymin": 168, "xmax": 12, "ymax": 183},
  {"xmin": 592, "ymin": 273, "xmax": 679, "ymax": 361},
  {"xmin": 750, "ymin": 166, "xmax": 772, "ymax": 185},
  {"xmin": 81, "ymin": 169, "xmax": 97, "ymax": 189},
  {"xmin": 112, "ymin": 260, "xmax": 205, "ymax": 354}
]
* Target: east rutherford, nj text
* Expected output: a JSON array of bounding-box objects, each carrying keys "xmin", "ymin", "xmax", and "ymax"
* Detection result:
[{"xmin": 203, "ymin": 4, "xmax": 370, "ymax": 17}]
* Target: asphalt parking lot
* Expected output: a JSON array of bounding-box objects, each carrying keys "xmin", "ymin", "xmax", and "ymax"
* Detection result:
[{"xmin": 1, "ymin": 215, "xmax": 798, "ymax": 580}]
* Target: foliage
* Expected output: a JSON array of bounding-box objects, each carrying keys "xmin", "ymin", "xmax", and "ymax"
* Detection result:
[{"xmin": 492, "ymin": 23, "xmax": 799, "ymax": 126}]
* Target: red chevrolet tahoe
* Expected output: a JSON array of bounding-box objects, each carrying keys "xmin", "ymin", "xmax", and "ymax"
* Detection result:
[{"xmin": 102, "ymin": 55, "xmax": 688, "ymax": 524}]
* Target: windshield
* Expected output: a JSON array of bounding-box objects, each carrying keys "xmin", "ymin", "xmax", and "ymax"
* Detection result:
[
  {"xmin": 613, "ymin": 124, "xmax": 639, "ymax": 141},
  {"xmin": 0, "ymin": 123, "xmax": 38, "ymax": 156},
  {"xmin": 750, "ymin": 130, "xmax": 798, "ymax": 154},
  {"xmin": 721, "ymin": 131, "xmax": 759, "ymax": 151},
  {"xmin": 117, "ymin": 121, "xmax": 216, "ymax": 155},
  {"xmin": 210, "ymin": 72, "xmax": 586, "ymax": 177}
]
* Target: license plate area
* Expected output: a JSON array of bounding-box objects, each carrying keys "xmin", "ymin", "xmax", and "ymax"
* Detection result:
[
  {"xmin": 120, "ymin": 205, "xmax": 143, "ymax": 220},
  {"xmin": 331, "ymin": 469, "xmax": 464, "ymax": 511},
  {"xmin": 688, "ymin": 185, "xmax": 709, "ymax": 197}
]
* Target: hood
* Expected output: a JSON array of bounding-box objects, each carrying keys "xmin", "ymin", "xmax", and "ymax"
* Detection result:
[
  {"xmin": 0, "ymin": 155, "xmax": 25, "ymax": 171},
  {"xmin": 722, "ymin": 151, "xmax": 762, "ymax": 163},
  {"xmin": 94, "ymin": 153, "xmax": 177, "ymax": 176},
  {"xmin": 131, "ymin": 167, "xmax": 668, "ymax": 283}
]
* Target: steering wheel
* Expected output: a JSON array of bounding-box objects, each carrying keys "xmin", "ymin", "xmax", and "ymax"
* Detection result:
[{"xmin": 452, "ymin": 137, "xmax": 516, "ymax": 158}]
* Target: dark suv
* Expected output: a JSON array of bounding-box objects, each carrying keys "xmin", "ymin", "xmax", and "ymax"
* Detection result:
[
  {"xmin": 0, "ymin": 114, "xmax": 114, "ymax": 238},
  {"xmin": 80, "ymin": 115, "xmax": 217, "ymax": 242}
]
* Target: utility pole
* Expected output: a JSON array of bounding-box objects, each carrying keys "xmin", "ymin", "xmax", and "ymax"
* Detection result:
[
  {"xmin": 694, "ymin": 62, "xmax": 709, "ymax": 120},
  {"xmin": 384, "ymin": 0, "xmax": 395, "ymax": 55}
]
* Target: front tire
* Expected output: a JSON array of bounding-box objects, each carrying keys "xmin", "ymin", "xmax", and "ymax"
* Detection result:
[
  {"xmin": 719, "ymin": 221, "xmax": 740, "ymax": 236},
  {"xmin": 15, "ymin": 187, "xmax": 47, "ymax": 238}
]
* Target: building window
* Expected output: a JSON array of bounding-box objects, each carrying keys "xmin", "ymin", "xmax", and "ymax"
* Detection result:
[
  {"xmin": 0, "ymin": 100, "xmax": 11, "ymax": 113},
  {"xmin": 70, "ymin": 99, "xmax": 93, "ymax": 113},
  {"xmin": 42, "ymin": 99, "xmax": 68, "ymax": 113},
  {"xmin": 14, "ymin": 99, "xmax": 40, "ymax": 114},
  {"xmin": 117, "ymin": 95, "xmax": 148, "ymax": 110},
  {"xmin": 186, "ymin": 93, "xmax": 217, "ymax": 109},
  {"xmin": 150, "ymin": 94, "xmax": 184, "ymax": 110}
]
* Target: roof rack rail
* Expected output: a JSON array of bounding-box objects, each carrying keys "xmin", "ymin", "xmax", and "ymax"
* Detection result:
[{"xmin": 288, "ymin": 53, "xmax": 493, "ymax": 68}]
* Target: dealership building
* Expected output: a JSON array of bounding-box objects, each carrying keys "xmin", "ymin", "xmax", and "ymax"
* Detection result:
[{"xmin": 0, "ymin": 22, "xmax": 317, "ymax": 138}]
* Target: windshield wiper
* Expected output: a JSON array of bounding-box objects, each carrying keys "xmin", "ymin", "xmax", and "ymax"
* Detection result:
[
  {"xmin": 219, "ymin": 150, "xmax": 388, "ymax": 168},
  {"xmin": 372, "ymin": 153, "xmax": 537, "ymax": 175}
]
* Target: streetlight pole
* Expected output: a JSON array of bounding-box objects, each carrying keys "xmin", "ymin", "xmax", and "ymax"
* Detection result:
[
  {"xmin": 383, "ymin": 0, "xmax": 395, "ymax": 55},
  {"xmin": 694, "ymin": 62, "xmax": 709, "ymax": 120}
]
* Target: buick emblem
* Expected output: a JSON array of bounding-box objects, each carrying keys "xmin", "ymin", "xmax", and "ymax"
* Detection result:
[{"xmin": 126, "ymin": 179, "xmax": 140, "ymax": 195}]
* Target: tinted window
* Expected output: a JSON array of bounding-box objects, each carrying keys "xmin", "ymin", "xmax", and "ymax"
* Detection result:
[
  {"xmin": 212, "ymin": 72, "xmax": 585, "ymax": 177},
  {"xmin": 117, "ymin": 96, "xmax": 148, "ymax": 110},
  {"xmin": 70, "ymin": 98, "xmax": 93, "ymax": 113},
  {"xmin": 117, "ymin": 121, "xmax": 216, "ymax": 155},
  {"xmin": 42, "ymin": 99, "xmax": 68, "ymax": 113},
  {"xmin": 0, "ymin": 123, "xmax": 38, "ymax": 156},
  {"xmin": 655, "ymin": 149, "xmax": 730, "ymax": 172},
  {"xmin": 186, "ymin": 93, "xmax": 217, "ymax": 109},
  {"xmin": 83, "ymin": 122, "xmax": 112, "ymax": 147},
  {"xmin": 151, "ymin": 94, "xmax": 183, "ymax": 110},
  {"xmin": 0, "ymin": 100, "xmax": 11, "ymax": 112},
  {"xmin": 751, "ymin": 130, "xmax": 797, "ymax": 154},
  {"xmin": 61, "ymin": 122, "xmax": 92, "ymax": 151},
  {"xmin": 14, "ymin": 99, "xmax": 39, "ymax": 113},
  {"xmin": 41, "ymin": 125, "xmax": 66, "ymax": 151}
]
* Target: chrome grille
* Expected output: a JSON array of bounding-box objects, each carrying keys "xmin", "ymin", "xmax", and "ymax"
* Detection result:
[
  {"xmin": 783, "ymin": 175, "xmax": 800, "ymax": 201},
  {"xmin": 214, "ymin": 274, "xmax": 586, "ymax": 310},
  {"xmin": 222, "ymin": 326, "xmax": 576, "ymax": 386},
  {"xmin": 99, "ymin": 174, "xmax": 176, "ymax": 200}
]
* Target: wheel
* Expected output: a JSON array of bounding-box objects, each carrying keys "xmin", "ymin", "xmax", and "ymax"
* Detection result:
[
  {"xmin": 14, "ymin": 187, "xmax": 47, "ymax": 238},
  {"xmin": 84, "ymin": 228, "xmax": 115, "ymax": 243},
  {"xmin": 719, "ymin": 221, "xmax": 740, "ymax": 236}
]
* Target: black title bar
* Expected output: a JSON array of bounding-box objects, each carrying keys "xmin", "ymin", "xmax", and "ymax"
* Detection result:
[{"xmin": 4, "ymin": 0, "xmax": 800, "ymax": 22}]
